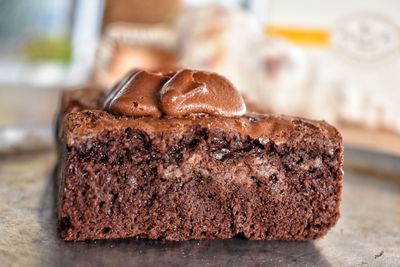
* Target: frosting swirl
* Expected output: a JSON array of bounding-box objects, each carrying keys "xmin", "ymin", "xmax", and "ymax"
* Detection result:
[{"xmin": 104, "ymin": 69, "xmax": 246, "ymax": 117}]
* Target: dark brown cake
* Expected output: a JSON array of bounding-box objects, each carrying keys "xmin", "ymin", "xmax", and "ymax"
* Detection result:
[{"xmin": 56, "ymin": 70, "xmax": 343, "ymax": 241}]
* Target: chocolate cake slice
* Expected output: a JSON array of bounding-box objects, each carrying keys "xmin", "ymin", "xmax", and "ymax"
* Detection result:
[{"xmin": 56, "ymin": 69, "xmax": 343, "ymax": 241}]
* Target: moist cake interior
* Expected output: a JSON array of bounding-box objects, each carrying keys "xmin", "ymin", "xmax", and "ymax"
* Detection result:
[{"xmin": 59, "ymin": 111, "xmax": 342, "ymax": 241}]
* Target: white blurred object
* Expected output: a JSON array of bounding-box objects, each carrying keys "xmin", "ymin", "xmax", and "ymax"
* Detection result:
[
  {"xmin": 249, "ymin": 38, "xmax": 309, "ymax": 115},
  {"xmin": 176, "ymin": 6, "xmax": 261, "ymax": 75},
  {"xmin": 266, "ymin": 0, "xmax": 400, "ymax": 133},
  {"xmin": 247, "ymin": 0, "xmax": 270, "ymax": 25},
  {"xmin": 176, "ymin": 5, "xmax": 309, "ymax": 111}
]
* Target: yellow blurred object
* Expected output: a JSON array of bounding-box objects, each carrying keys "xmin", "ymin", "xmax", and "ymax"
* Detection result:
[{"xmin": 265, "ymin": 26, "xmax": 329, "ymax": 47}]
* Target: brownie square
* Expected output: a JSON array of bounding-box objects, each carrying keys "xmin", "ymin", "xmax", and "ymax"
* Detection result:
[{"xmin": 56, "ymin": 88, "xmax": 343, "ymax": 241}]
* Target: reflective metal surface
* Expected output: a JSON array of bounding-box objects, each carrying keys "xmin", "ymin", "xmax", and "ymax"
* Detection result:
[{"xmin": 0, "ymin": 151, "xmax": 399, "ymax": 267}]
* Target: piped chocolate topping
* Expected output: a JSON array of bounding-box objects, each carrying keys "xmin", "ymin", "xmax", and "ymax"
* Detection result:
[{"xmin": 103, "ymin": 69, "xmax": 246, "ymax": 117}]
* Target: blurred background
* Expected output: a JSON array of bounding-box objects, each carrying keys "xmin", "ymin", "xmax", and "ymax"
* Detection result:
[{"xmin": 0, "ymin": 0, "xmax": 399, "ymax": 173}]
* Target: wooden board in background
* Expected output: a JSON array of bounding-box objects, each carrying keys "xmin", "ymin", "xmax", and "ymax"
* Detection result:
[{"xmin": 339, "ymin": 124, "xmax": 400, "ymax": 156}]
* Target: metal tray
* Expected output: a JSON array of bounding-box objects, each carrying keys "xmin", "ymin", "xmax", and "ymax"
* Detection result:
[{"xmin": 1, "ymin": 149, "xmax": 399, "ymax": 267}]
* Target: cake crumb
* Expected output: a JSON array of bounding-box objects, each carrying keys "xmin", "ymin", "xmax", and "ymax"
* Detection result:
[{"xmin": 374, "ymin": 250, "xmax": 384, "ymax": 259}]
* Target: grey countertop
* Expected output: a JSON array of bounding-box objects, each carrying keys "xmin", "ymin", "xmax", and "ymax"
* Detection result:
[{"xmin": 1, "ymin": 150, "xmax": 399, "ymax": 267}]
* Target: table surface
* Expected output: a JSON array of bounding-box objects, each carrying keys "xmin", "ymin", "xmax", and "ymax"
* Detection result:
[{"xmin": 1, "ymin": 151, "xmax": 399, "ymax": 267}]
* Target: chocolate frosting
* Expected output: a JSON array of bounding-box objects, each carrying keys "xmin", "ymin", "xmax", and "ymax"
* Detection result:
[
  {"xmin": 104, "ymin": 69, "xmax": 246, "ymax": 117},
  {"xmin": 160, "ymin": 69, "xmax": 246, "ymax": 116},
  {"xmin": 103, "ymin": 71, "xmax": 172, "ymax": 117}
]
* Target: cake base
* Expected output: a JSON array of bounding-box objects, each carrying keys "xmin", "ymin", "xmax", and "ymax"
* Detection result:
[{"xmin": 56, "ymin": 91, "xmax": 343, "ymax": 241}]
